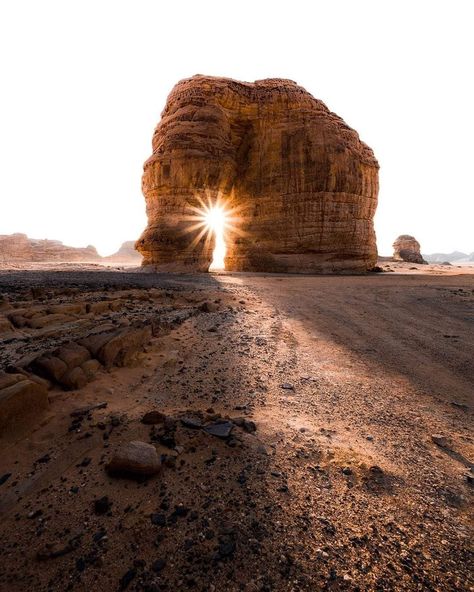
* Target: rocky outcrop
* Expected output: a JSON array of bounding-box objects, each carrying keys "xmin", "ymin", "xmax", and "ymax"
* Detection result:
[
  {"xmin": 393, "ymin": 235, "xmax": 426, "ymax": 264},
  {"xmin": 105, "ymin": 241, "xmax": 142, "ymax": 263},
  {"xmin": 0, "ymin": 233, "xmax": 100, "ymax": 263},
  {"xmin": 137, "ymin": 75, "xmax": 379, "ymax": 273},
  {"xmin": 0, "ymin": 235, "xmax": 143, "ymax": 264}
]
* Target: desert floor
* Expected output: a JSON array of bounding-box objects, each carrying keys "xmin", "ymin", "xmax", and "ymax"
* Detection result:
[{"xmin": 0, "ymin": 268, "xmax": 473, "ymax": 592}]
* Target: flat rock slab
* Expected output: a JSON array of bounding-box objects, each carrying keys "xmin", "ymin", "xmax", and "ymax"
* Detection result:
[
  {"xmin": 181, "ymin": 416, "xmax": 203, "ymax": 429},
  {"xmin": 204, "ymin": 421, "xmax": 234, "ymax": 439},
  {"xmin": 106, "ymin": 441, "xmax": 161, "ymax": 478}
]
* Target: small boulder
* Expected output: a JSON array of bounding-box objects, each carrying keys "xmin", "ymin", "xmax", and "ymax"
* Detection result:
[
  {"xmin": 81, "ymin": 359, "xmax": 102, "ymax": 381},
  {"xmin": 432, "ymin": 434, "xmax": 448, "ymax": 448},
  {"xmin": 106, "ymin": 441, "xmax": 161, "ymax": 478},
  {"xmin": 60, "ymin": 367, "xmax": 88, "ymax": 390},
  {"xmin": 141, "ymin": 411, "xmax": 166, "ymax": 425},
  {"xmin": 204, "ymin": 421, "xmax": 234, "ymax": 439}
]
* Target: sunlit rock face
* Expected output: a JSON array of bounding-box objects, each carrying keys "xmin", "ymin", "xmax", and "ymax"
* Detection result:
[
  {"xmin": 393, "ymin": 235, "xmax": 426, "ymax": 264},
  {"xmin": 137, "ymin": 75, "xmax": 379, "ymax": 272}
]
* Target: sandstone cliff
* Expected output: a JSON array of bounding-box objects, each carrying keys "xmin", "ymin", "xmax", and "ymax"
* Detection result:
[
  {"xmin": 137, "ymin": 75, "xmax": 379, "ymax": 273},
  {"xmin": 393, "ymin": 235, "xmax": 426, "ymax": 264}
]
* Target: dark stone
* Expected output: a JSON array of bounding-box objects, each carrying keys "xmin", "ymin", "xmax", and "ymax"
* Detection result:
[
  {"xmin": 94, "ymin": 496, "xmax": 112, "ymax": 515},
  {"xmin": 0, "ymin": 473, "xmax": 12, "ymax": 486},
  {"xmin": 151, "ymin": 558, "xmax": 166, "ymax": 573},
  {"xmin": 204, "ymin": 421, "xmax": 234, "ymax": 439},
  {"xmin": 173, "ymin": 505, "xmax": 189, "ymax": 517},
  {"xmin": 218, "ymin": 537, "xmax": 236, "ymax": 558},
  {"xmin": 181, "ymin": 416, "xmax": 203, "ymax": 429},
  {"xmin": 150, "ymin": 513, "xmax": 166, "ymax": 526},
  {"xmin": 142, "ymin": 411, "xmax": 166, "ymax": 425},
  {"xmin": 92, "ymin": 529, "xmax": 107, "ymax": 543},
  {"xmin": 119, "ymin": 569, "xmax": 136, "ymax": 590}
]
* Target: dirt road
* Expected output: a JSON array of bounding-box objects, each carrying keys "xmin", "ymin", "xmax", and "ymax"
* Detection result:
[{"xmin": 0, "ymin": 271, "xmax": 473, "ymax": 591}]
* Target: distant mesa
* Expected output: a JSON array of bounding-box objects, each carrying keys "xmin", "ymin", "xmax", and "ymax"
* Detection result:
[
  {"xmin": 137, "ymin": 74, "xmax": 379, "ymax": 273},
  {"xmin": 0, "ymin": 234, "xmax": 141, "ymax": 264},
  {"xmin": 392, "ymin": 235, "xmax": 426, "ymax": 264}
]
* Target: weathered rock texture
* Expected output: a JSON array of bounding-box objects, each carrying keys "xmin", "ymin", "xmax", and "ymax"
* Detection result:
[
  {"xmin": 393, "ymin": 235, "xmax": 426, "ymax": 264},
  {"xmin": 137, "ymin": 75, "xmax": 379, "ymax": 273},
  {"xmin": 0, "ymin": 234, "xmax": 100, "ymax": 263}
]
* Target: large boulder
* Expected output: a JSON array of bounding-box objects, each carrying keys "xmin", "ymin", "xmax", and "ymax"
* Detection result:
[
  {"xmin": 136, "ymin": 75, "xmax": 379, "ymax": 273},
  {"xmin": 393, "ymin": 235, "xmax": 426, "ymax": 264},
  {"xmin": 0, "ymin": 373, "xmax": 49, "ymax": 432}
]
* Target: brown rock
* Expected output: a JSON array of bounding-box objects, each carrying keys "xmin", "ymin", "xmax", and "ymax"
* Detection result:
[
  {"xmin": 55, "ymin": 343, "xmax": 91, "ymax": 369},
  {"xmin": 47, "ymin": 303, "xmax": 85, "ymax": 315},
  {"xmin": 99, "ymin": 327, "xmax": 151, "ymax": 368},
  {"xmin": 0, "ymin": 372, "xmax": 25, "ymax": 390},
  {"xmin": 0, "ymin": 315, "xmax": 13, "ymax": 334},
  {"xmin": 0, "ymin": 377, "xmax": 48, "ymax": 431},
  {"xmin": 33, "ymin": 355, "xmax": 68, "ymax": 382},
  {"xmin": 27, "ymin": 314, "xmax": 75, "ymax": 329},
  {"xmin": 77, "ymin": 332, "xmax": 114, "ymax": 357},
  {"xmin": 141, "ymin": 410, "xmax": 166, "ymax": 425},
  {"xmin": 8, "ymin": 314, "xmax": 27, "ymax": 328},
  {"xmin": 106, "ymin": 441, "xmax": 161, "ymax": 478},
  {"xmin": 393, "ymin": 235, "xmax": 426, "ymax": 264},
  {"xmin": 59, "ymin": 367, "xmax": 88, "ymax": 390},
  {"xmin": 86, "ymin": 301, "xmax": 111, "ymax": 314},
  {"xmin": 80, "ymin": 359, "xmax": 102, "ymax": 381},
  {"xmin": 136, "ymin": 75, "xmax": 378, "ymax": 273}
]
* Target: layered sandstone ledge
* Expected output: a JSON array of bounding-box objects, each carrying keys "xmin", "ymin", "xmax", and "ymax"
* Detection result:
[{"xmin": 137, "ymin": 75, "xmax": 379, "ymax": 273}]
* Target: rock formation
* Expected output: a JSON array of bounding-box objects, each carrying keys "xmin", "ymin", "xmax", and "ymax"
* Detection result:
[
  {"xmin": 393, "ymin": 235, "xmax": 426, "ymax": 264},
  {"xmin": 137, "ymin": 75, "xmax": 379, "ymax": 273},
  {"xmin": 105, "ymin": 241, "xmax": 142, "ymax": 263},
  {"xmin": 0, "ymin": 235, "xmax": 142, "ymax": 264},
  {"xmin": 0, "ymin": 233, "xmax": 100, "ymax": 263}
]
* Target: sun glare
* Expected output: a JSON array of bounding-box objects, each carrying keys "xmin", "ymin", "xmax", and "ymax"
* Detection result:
[
  {"xmin": 205, "ymin": 206, "xmax": 227, "ymax": 270},
  {"xmin": 182, "ymin": 193, "xmax": 246, "ymax": 272}
]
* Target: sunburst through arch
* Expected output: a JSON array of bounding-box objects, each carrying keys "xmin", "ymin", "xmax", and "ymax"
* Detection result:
[{"xmin": 182, "ymin": 191, "xmax": 247, "ymax": 271}]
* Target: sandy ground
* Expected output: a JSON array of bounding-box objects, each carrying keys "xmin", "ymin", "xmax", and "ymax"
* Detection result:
[{"xmin": 0, "ymin": 267, "xmax": 473, "ymax": 592}]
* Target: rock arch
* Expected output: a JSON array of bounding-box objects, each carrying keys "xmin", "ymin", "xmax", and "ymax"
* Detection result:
[{"xmin": 136, "ymin": 75, "xmax": 379, "ymax": 273}]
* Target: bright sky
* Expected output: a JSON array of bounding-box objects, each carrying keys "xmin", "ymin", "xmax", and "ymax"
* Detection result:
[{"xmin": 0, "ymin": 0, "xmax": 472, "ymax": 256}]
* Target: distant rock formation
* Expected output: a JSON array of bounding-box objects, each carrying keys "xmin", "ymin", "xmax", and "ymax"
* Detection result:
[
  {"xmin": 137, "ymin": 75, "xmax": 379, "ymax": 273},
  {"xmin": 423, "ymin": 251, "xmax": 474, "ymax": 263},
  {"xmin": 0, "ymin": 233, "xmax": 100, "ymax": 263},
  {"xmin": 105, "ymin": 241, "xmax": 142, "ymax": 263},
  {"xmin": 0, "ymin": 234, "xmax": 142, "ymax": 264},
  {"xmin": 393, "ymin": 235, "xmax": 426, "ymax": 264}
]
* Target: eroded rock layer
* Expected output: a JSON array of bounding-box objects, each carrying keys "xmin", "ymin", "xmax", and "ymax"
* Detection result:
[{"xmin": 137, "ymin": 75, "xmax": 379, "ymax": 273}]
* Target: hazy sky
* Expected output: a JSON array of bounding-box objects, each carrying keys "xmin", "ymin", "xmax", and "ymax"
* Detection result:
[{"xmin": 1, "ymin": 1, "xmax": 472, "ymax": 256}]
